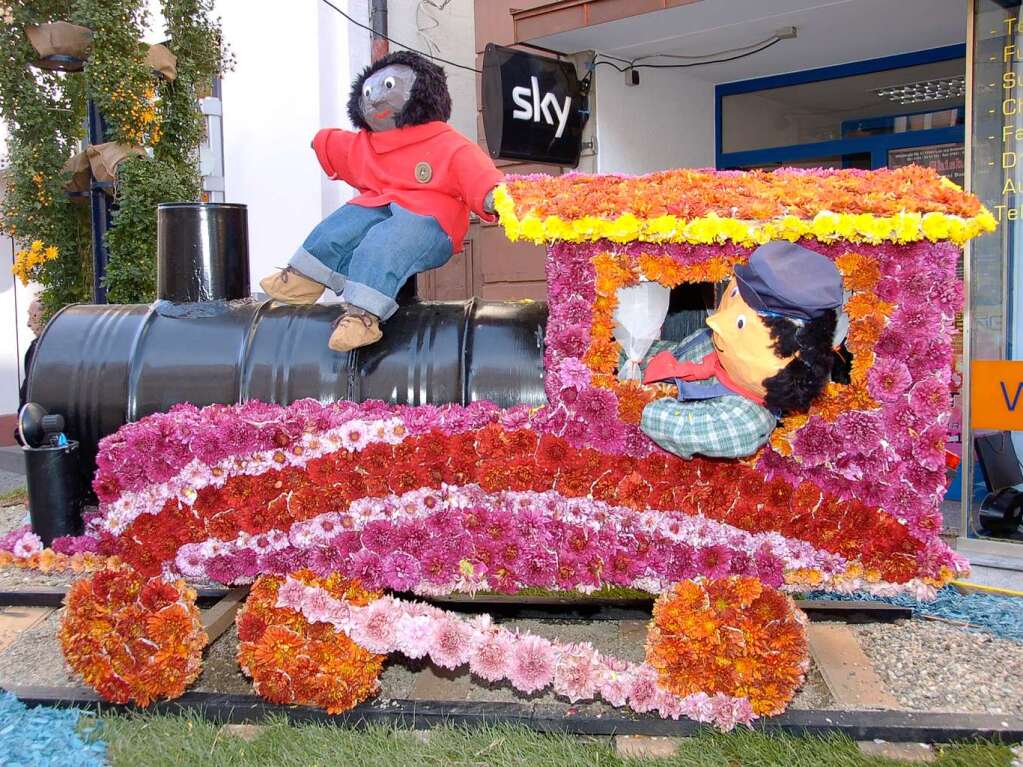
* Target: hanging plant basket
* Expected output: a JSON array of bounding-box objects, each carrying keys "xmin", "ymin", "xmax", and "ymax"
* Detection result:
[
  {"xmin": 146, "ymin": 43, "xmax": 177, "ymax": 81},
  {"xmin": 62, "ymin": 150, "xmax": 92, "ymax": 203},
  {"xmin": 25, "ymin": 22, "xmax": 94, "ymax": 72},
  {"xmin": 86, "ymin": 143, "xmax": 146, "ymax": 194}
]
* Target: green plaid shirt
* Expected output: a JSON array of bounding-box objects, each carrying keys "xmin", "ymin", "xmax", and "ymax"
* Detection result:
[{"xmin": 639, "ymin": 331, "xmax": 777, "ymax": 460}]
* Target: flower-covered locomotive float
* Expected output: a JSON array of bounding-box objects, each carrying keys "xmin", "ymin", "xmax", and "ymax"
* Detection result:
[{"xmin": 1, "ymin": 166, "xmax": 996, "ymax": 729}]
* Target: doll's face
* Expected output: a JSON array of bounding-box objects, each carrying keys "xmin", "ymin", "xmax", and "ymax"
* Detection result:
[
  {"xmin": 705, "ymin": 278, "xmax": 793, "ymax": 398},
  {"xmin": 360, "ymin": 64, "xmax": 416, "ymax": 132}
]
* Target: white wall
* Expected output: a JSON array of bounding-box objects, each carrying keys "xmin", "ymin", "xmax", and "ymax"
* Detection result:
[
  {"xmin": 0, "ymin": 170, "xmax": 36, "ymax": 417},
  {"xmin": 387, "ymin": 0, "xmax": 478, "ymax": 142},
  {"xmin": 594, "ymin": 65, "xmax": 716, "ymax": 174},
  {"xmin": 216, "ymin": 0, "xmax": 370, "ymax": 284}
]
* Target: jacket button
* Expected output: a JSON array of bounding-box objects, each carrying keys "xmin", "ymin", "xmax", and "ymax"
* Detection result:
[{"xmin": 415, "ymin": 161, "xmax": 432, "ymax": 183}]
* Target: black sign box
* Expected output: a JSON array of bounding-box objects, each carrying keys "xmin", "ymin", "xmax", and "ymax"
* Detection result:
[{"xmin": 482, "ymin": 43, "xmax": 587, "ymax": 167}]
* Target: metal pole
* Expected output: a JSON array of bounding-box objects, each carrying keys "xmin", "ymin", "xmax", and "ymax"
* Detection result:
[
  {"xmin": 370, "ymin": 0, "xmax": 388, "ymax": 61},
  {"xmin": 87, "ymin": 99, "xmax": 112, "ymax": 304}
]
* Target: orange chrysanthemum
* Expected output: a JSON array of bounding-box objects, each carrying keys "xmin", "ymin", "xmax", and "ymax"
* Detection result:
[
  {"xmin": 237, "ymin": 571, "xmax": 385, "ymax": 714},
  {"xmin": 58, "ymin": 566, "xmax": 207, "ymax": 706},
  {"xmin": 501, "ymin": 166, "xmax": 983, "ymax": 223},
  {"xmin": 646, "ymin": 577, "xmax": 809, "ymax": 716},
  {"xmin": 835, "ymin": 252, "xmax": 882, "ymax": 291}
]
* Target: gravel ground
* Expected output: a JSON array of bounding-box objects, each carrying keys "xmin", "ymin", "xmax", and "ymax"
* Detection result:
[
  {"xmin": 0, "ymin": 610, "xmax": 75, "ymax": 688},
  {"xmin": 855, "ymin": 619, "xmax": 1023, "ymax": 714}
]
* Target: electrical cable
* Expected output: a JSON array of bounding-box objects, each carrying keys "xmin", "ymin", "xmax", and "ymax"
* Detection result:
[
  {"xmin": 594, "ymin": 37, "xmax": 782, "ymax": 71},
  {"xmin": 630, "ymin": 34, "xmax": 781, "ymax": 63},
  {"xmin": 320, "ymin": 0, "xmax": 481, "ymax": 73}
]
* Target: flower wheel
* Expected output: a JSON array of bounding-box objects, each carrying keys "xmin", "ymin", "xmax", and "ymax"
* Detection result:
[
  {"xmin": 58, "ymin": 567, "xmax": 207, "ymax": 706},
  {"xmin": 236, "ymin": 570, "xmax": 386, "ymax": 714},
  {"xmin": 645, "ymin": 577, "xmax": 809, "ymax": 716}
]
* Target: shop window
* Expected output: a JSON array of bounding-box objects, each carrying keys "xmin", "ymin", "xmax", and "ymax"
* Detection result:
[{"xmin": 720, "ymin": 59, "xmax": 965, "ymax": 155}]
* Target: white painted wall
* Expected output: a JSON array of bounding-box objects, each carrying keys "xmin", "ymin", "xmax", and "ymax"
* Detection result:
[
  {"xmin": 0, "ymin": 169, "xmax": 36, "ymax": 418},
  {"xmin": 387, "ymin": 0, "xmax": 478, "ymax": 142},
  {"xmin": 594, "ymin": 65, "xmax": 716, "ymax": 174},
  {"xmin": 215, "ymin": 0, "xmax": 370, "ymax": 285}
]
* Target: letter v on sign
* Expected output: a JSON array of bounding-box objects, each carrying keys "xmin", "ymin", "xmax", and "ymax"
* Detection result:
[{"xmin": 972, "ymin": 360, "xmax": 1023, "ymax": 429}]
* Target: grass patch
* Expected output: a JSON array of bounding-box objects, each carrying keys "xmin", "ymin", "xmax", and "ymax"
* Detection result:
[
  {"xmin": 0, "ymin": 486, "xmax": 27, "ymax": 507},
  {"xmin": 97, "ymin": 713, "xmax": 1016, "ymax": 767}
]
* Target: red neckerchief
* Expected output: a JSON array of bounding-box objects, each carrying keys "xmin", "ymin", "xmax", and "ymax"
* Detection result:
[{"xmin": 642, "ymin": 350, "xmax": 767, "ymax": 406}]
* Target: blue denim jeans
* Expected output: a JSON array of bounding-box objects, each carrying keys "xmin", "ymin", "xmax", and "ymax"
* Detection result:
[{"xmin": 289, "ymin": 202, "xmax": 452, "ymax": 320}]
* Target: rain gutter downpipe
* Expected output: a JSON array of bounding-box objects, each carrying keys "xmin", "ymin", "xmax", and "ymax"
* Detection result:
[{"xmin": 370, "ymin": 0, "xmax": 388, "ymax": 61}]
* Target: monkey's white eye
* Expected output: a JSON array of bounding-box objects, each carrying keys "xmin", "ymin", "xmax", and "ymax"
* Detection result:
[
  {"xmin": 730, "ymin": 286, "xmax": 738, "ymax": 298},
  {"xmin": 736, "ymin": 314, "xmax": 746, "ymax": 330},
  {"xmin": 384, "ymin": 76, "xmax": 396, "ymax": 89},
  {"xmin": 363, "ymin": 85, "xmax": 371, "ymax": 98}
]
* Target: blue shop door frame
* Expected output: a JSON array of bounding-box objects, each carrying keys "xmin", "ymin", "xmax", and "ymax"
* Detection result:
[{"xmin": 715, "ymin": 45, "xmax": 966, "ymax": 171}]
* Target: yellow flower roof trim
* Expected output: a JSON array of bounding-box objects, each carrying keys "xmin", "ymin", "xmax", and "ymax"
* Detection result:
[{"xmin": 494, "ymin": 167, "xmax": 997, "ymax": 246}]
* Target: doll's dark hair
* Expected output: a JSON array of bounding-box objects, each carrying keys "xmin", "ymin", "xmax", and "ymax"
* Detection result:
[
  {"xmin": 761, "ymin": 310, "xmax": 838, "ymax": 415},
  {"xmin": 347, "ymin": 51, "xmax": 452, "ymax": 130}
]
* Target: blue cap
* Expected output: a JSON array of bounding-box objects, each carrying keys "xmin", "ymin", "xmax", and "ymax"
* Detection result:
[{"xmin": 733, "ymin": 241, "xmax": 843, "ymax": 321}]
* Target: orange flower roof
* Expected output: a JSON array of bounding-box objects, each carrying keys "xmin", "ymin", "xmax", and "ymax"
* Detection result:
[{"xmin": 494, "ymin": 166, "xmax": 996, "ymax": 246}]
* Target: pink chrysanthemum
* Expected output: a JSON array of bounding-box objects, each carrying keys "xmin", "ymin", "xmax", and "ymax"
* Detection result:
[
  {"xmin": 349, "ymin": 598, "xmax": 398, "ymax": 654},
  {"xmin": 174, "ymin": 544, "xmax": 207, "ymax": 577},
  {"xmin": 428, "ymin": 616, "xmax": 473, "ymax": 669},
  {"xmin": 709, "ymin": 693, "xmax": 755, "ymax": 732},
  {"xmin": 626, "ymin": 667, "xmax": 661, "ymax": 713},
  {"xmin": 696, "ymin": 544, "xmax": 733, "ymax": 579},
  {"xmin": 910, "ymin": 376, "xmax": 951, "ymax": 421},
  {"xmin": 394, "ymin": 614, "xmax": 432, "ymax": 659},
  {"xmin": 790, "ymin": 416, "xmax": 837, "ymax": 467},
  {"xmin": 598, "ymin": 672, "xmax": 632, "ymax": 707},
  {"xmin": 380, "ymin": 551, "xmax": 422, "ymax": 592},
  {"xmin": 469, "ymin": 630, "xmax": 514, "ymax": 683},
  {"xmin": 833, "ymin": 410, "xmax": 883, "ymax": 456},
  {"xmin": 300, "ymin": 587, "xmax": 339, "ymax": 624},
  {"xmin": 553, "ymin": 643, "xmax": 601, "ymax": 702},
  {"xmin": 508, "ymin": 634, "xmax": 556, "ymax": 694},
  {"xmin": 275, "ymin": 577, "xmax": 307, "ymax": 610},
  {"xmin": 11, "ymin": 532, "xmax": 42, "ymax": 559},
  {"xmin": 867, "ymin": 358, "xmax": 913, "ymax": 402}
]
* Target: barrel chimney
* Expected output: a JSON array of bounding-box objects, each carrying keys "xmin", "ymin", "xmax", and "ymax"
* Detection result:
[{"xmin": 156, "ymin": 202, "xmax": 250, "ymax": 303}]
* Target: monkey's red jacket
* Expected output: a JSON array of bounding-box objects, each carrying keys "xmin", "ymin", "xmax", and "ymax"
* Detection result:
[{"xmin": 312, "ymin": 122, "xmax": 503, "ymax": 254}]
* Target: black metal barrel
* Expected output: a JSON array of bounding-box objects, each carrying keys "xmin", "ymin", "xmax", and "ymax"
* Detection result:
[
  {"xmin": 26, "ymin": 298, "xmax": 548, "ymax": 480},
  {"xmin": 157, "ymin": 203, "xmax": 250, "ymax": 303}
]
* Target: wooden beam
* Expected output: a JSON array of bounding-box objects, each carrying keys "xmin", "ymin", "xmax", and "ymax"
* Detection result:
[
  {"xmin": 807, "ymin": 624, "xmax": 900, "ymax": 709},
  {"xmin": 0, "ymin": 606, "xmax": 52, "ymax": 654},
  {"xmin": 10, "ymin": 686, "xmax": 1023, "ymax": 743},
  {"xmin": 200, "ymin": 586, "xmax": 248, "ymax": 644}
]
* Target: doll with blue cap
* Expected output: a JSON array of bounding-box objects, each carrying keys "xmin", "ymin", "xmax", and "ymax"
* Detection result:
[{"xmin": 640, "ymin": 241, "xmax": 844, "ymax": 459}]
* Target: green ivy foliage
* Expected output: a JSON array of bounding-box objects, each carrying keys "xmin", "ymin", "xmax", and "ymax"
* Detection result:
[
  {"xmin": 103, "ymin": 155, "xmax": 194, "ymax": 302},
  {"xmin": 0, "ymin": 0, "xmax": 228, "ymax": 321}
]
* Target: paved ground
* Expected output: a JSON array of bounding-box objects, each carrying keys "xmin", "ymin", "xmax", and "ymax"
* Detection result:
[
  {"xmin": 0, "ymin": 469, "xmax": 24, "ymax": 496},
  {"xmin": 0, "ymin": 446, "xmax": 23, "ymax": 473}
]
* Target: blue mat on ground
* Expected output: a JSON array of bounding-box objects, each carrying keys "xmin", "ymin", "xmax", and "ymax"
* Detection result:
[
  {"xmin": 0, "ymin": 690, "xmax": 107, "ymax": 767},
  {"xmin": 806, "ymin": 586, "xmax": 1023, "ymax": 643}
]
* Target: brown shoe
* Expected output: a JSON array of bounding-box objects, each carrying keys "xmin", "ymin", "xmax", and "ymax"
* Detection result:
[
  {"xmin": 259, "ymin": 267, "xmax": 324, "ymax": 304},
  {"xmin": 328, "ymin": 308, "xmax": 383, "ymax": 352}
]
